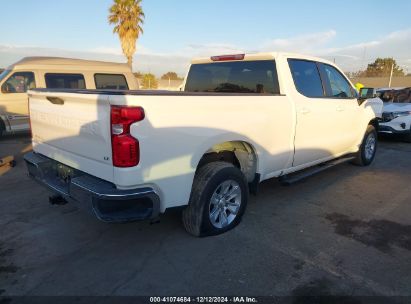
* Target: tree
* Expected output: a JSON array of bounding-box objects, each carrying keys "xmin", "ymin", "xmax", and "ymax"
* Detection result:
[
  {"xmin": 108, "ymin": 0, "xmax": 144, "ymax": 69},
  {"xmin": 364, "ymin": 58, "xmax": 404, "ymax": 77},
  {"xmin": 161, "ymin": 72, "xmax": 181, "ymax": 80},
  {"xmin": 141, "ymin": 73, "xmax": 158, "ymax": 89},
  {"xmin": 133, "ymin": 71, "xmax": 143, "ymax": 78}
]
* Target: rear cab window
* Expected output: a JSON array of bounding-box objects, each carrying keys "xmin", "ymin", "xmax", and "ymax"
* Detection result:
[
  {"xmin": 94, "ymin": 74, "xmax": 129, "ymax": 90},
  {"xmin": 288, "ymin": 59, "xmax": 324, "ymax": 98},
  {"xmin": 185, "ymin": 60, "xmax": 280, "ymax": 94},
  {"xmin": 45, "ymin": 73, "xmax": 86, "ymax": 89}
]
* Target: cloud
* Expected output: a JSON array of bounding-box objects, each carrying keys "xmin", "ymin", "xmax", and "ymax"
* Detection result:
[
  {"xmin": 91, "ymin": 47, "xmax": 123, "ymax": 56},
  {"xmin": 0, "ymin": 44, "xmax": 190, "ymax": 76},
  {"xmin": 318, "ymin": 29, "xmax": 411, "ymax": 71},
  {"xmin": 184, "ymin": 43, "xmax": 245, "ymax": 56},
  {"xmin": 261, "ymin": 30, "xmax": 337, "ymax": 52},
  {"xmin": 1, "ymin": 29, "xmax": 411, "ymax": 75}
]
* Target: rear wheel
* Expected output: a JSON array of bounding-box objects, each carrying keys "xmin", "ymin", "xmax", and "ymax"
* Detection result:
[
  {"xmin": 352, "ymin": 125, "xmax": 378, "ymax": 166},
  {"xmin": 182, "ymin": 162, "xmax": 249, "ymax": 237}
]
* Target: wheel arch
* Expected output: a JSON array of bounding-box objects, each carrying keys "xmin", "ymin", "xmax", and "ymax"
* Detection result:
[
  {"xmin": 368, "ymin": 118, "xmax": 379, "ymax": 132},
  {"xmin": 195, "ymin": 140, "xmax": 259, "ymax": 183}
]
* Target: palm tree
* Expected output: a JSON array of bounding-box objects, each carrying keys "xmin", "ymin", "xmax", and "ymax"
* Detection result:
[{"xmin": 108, "ymin": 0, "xmax": 145, "ymax": 69}]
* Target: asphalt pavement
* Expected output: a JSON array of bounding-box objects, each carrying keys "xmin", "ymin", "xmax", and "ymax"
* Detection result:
[{"xmin": 0, "ymin": 134, "xmax": 410, "ymax": 299}]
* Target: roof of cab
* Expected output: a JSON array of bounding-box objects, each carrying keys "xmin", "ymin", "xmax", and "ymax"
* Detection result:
[
  {"xmin": 9, "ymin": 57, "xmax": 131, "ymax": 72},
  {"xmin": 191, "ymin": 52, "xmax": 335, "ymax": 66}
]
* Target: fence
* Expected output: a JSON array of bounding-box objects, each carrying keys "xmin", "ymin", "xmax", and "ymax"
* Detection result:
[{"xmin": 349, "ymin": 77, "xmax": 411, "ymax": 88}]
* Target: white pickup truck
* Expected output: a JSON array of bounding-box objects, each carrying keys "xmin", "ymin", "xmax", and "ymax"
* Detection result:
[{"xmin": 24, "ymin": 52, "xmax": 383, "ymax": 237}]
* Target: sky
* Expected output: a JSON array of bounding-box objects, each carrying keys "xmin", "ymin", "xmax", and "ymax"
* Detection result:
[{"xmin": 1, "ymin": 0, "xmax": 411, "ymax": 76}]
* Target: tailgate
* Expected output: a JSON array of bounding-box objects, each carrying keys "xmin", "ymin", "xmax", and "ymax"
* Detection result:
[{"xmin": 29, "ymin": 90, "xmax": 114, "ymax": 182}]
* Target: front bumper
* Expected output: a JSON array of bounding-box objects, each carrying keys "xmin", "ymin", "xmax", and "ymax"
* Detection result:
[
  {"xmin": 378, "ymin": 124, "xmax": 410, "ymax": 135},
  {"xmin": 24, "ymin": 152, "xmax": 160, "ymax": 223}
]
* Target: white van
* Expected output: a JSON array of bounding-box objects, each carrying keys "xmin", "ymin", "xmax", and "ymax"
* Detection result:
[{"xmin": 0, "ymin": 57, "xmax": 138, "ymax": 136}]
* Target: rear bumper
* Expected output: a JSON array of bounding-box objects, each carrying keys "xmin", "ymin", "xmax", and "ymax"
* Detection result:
[{"xmin": 24, "ymin": 152, "xmax": 160, "ymax": 223}]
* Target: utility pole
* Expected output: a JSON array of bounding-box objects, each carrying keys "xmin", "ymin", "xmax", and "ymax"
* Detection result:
[
  {"xmin": 362, "ymin": 47, "xmax": 367, "ymax": 69},
  {"xmin": 388, "ymin": 62, "xmax": 394, "ymax": 88}
]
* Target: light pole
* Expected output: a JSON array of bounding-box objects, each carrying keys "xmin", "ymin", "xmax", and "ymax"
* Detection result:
[{"xmin": 388, "ymin": 62, "xmax": 394, "ymax": 88}]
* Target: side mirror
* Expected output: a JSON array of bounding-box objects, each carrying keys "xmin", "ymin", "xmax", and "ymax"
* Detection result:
[
  {"xmin": 359, "ymin": 87, "xmax": 377, "ymax": 98},
  {"xmin": 358, "ymin": 87, "xmax": 377, "ymax": 105}
]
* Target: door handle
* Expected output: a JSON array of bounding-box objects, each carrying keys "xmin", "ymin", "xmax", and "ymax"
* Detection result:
[
  {"xmin": 336, "ymin": 106, "xmax": 345, "ymax": 112},
  {"xmin": 300, "ymin": 108, "xmax": 311, "ymax": 115},
  {"xmin": 47, "ymin": 96, "xmax": 64, "ymax": 105}
]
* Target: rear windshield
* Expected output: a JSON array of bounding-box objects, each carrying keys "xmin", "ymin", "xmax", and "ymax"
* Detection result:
[{"xmin": 185, "ymin": 60, "xmax": 280, "ymax": 94}]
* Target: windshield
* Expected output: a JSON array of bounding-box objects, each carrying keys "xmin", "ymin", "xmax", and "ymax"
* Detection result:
[
  {"xmin": 0, "ymin": 69, "xmax": 11, "ymax": 83},
  {"xmin": 379, "ymin": 88, "xmax": 411, "ymax": 103}
]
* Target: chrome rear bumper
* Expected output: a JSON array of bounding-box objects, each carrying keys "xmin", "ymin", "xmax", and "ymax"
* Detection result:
[{"xmin": 24, "ymin": 152, "xmax": 160, "ymax": 223}]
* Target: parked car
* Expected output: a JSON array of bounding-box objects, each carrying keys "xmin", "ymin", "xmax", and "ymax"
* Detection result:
[
  {"xmin": 24, "ymin": 52, "xmax": 383, "ymax": 237},
  {"xmin": 376, "ymin": 87, "xmax": 411, "ymax": 141},
  {"xmin": 0, "ymin": 57, "xmax": 138, "ymax": 137}
]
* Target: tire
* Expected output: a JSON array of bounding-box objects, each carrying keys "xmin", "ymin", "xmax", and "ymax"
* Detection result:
[
  {"xmin": 182, "ymin": 162, "xmax": 249, "ymax": 237},
  {"xmin": 0, "ymin": 119, "xmax": 5, "ymax": 139},
  {"xmin": 352, "ymin": 125, "xmax": 378, "ymax": 166},
  {"xmin": 404, "ymin": 126, "xmax": 411, "ymax": 143}
]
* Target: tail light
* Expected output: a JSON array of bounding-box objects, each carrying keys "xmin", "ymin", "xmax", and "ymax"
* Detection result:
[{"xmin": 111, "ymin": 106, "xmax": 145, "ymax": 167}]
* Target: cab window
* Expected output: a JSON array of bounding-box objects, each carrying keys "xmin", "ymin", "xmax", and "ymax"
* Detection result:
[
  {"xmin": 288, "ymin": 59, "xmax": 324, "ymax": 98},
  {"xmin": 1, "ymin": 72, "xmax": 36, "ymax": 93},
  {"xmin": 320, "ymin": 64, "xmax": 355, "ymax": 98},
  {"xmin": 94, "ymin": 74, "xmax": 129, "ymax": 90},
  {"xmin": 45, "ymin": 73, "xmax": 86, "ymax": 89}
]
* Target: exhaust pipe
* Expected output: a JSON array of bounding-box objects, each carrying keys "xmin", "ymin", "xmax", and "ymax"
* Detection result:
[{"xmin": 49, "ymin": 194, "xmax": 68, "ymax": 206}]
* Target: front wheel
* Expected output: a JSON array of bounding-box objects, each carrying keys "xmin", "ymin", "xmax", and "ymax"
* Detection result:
[
  {"xmin": 404, "ymin": 126, "xmax": 411, "ymax": 143},
  {"xmin": 0, "ymin": 120, "xmax": 5, "ymax": 139},
  {"xmin": 352, "ymin": 125, "xmax": 378, "ymax": 166},
  {"xmin": 182, "ymin": 162, "xmax": 249, "ymax": 237}
]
